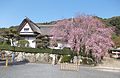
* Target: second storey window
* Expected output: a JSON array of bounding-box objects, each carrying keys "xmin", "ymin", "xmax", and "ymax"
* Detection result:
[{"xmin": 24, "ymin": 28, "xmax": 29, "ymax": 31}]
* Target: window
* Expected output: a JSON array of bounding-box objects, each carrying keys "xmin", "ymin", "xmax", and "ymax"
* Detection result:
[{"xmin": 24, "ymin": 28, "xmax": 29, "ymax": 31}]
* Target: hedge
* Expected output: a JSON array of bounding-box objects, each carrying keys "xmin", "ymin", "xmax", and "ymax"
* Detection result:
[
  {"xmin": 60, "ymin": 55, "xmax": 72, "ymax": 63},
  {"xmin": 0, "ymin": 45, "xmax": 76, "ymax": 55}
]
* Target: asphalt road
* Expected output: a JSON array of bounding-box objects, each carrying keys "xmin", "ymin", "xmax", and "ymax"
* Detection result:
[{"xmin": 0, "ymin": 63, "xmax": 120, "ymax": 78}]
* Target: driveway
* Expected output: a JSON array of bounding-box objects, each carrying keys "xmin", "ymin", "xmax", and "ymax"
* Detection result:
[{"xmin": 0, "ymin": 63, "xmax": 120, "ymax": 78}]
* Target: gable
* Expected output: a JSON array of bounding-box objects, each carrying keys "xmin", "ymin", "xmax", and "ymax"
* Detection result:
[
  {"xmin": 18, "ymin": 18, "xmax": 41, "ymax": 34},
  {"xmin": 20, "ymin": 23, "xmax": 33, "ymax": 33},
  {"xmin": 18, "ymin": 17, "xmax": 41, "ymax": 35}
]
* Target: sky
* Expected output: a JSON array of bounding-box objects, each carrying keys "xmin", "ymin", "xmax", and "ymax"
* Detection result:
[{"xmin": 0, "ymin": 0, "xmax": 120, "ymax": 28}]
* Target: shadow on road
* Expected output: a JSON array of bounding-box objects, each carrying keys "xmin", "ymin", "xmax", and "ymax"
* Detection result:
[{"xmin": 0, "ymin": 60, "xmax": 29, "ymax": 66}]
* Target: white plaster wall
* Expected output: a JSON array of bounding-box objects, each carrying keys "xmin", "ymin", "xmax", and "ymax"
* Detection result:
[
  {"xmin": 57, "ymin": 43, "xmax": 64, "ymax": 49},
  {"xmin": 49, "ymin": 42, "xmax": 71, "ymax": 49},
  {"xmin": 25, "ymin": 36, "xmax": 36, "ymax": 48},
  {"xmin": 20, "ymin": 23, "xmax": 33, "ymax": 32},
  {"xmin": 20, "ymin": 23, "xmax": 34, "ymax": 35},
  {"xmin": 49, "ymin": 43, "xmax": 64, "ymax": 49},
  {"xmin": 19, "ymin": 23, "xmax": 36, "ymax": 48},
  {"xmin": 63, "ymin": 43, "xmax": 71, "ymax": 48},
  {"xmin": 20, "ymin": 32, "xmax": 34, "ymax": 35}
]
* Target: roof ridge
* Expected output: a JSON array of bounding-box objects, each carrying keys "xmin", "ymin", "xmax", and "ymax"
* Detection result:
[{"xmin": 25, "ymin": 17, "xmax": 40, "ymax": 29}]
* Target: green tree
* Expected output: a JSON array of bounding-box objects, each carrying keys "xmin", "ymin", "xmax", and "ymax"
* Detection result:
[
  {"xmin": 17, "ymin": 40, "xmax": 29, "ymax": 47},
  {"xmin": 105, "ymin": 16, "xmax": 120, "ymax": 34},
  {"xmin": 112, "ymin": 34, "xmax": 120, "ymax": 47},
  {"xmin": 1, "ymin": 28, "xmax": 20, "ymax": 46},
  {"xmin": 34, "ymin": 35, "xmax": 50, "ymax": 48}
]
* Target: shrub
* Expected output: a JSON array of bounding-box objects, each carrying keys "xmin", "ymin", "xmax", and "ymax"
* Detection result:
[
  {"xmin": 61, "ymin": 55, "xmax": 72, "ymax": 63},
  {"xmin": 0, "ymin": 42, "xmax": 3, "ymax": 45},
  {"xmin": 0, "ymin": 45, "xmax": 74, "ymax": 55},
  {"xmin": 17, "ymin": 40, "xmax": 29, "ymax": 47},
  {"xmin": 81, "ymin": 57, "xmax": 94, "ymax": 65},
  {"xmin": 1, "ymin": 40, "xmax": 11, "ymax": 46}
]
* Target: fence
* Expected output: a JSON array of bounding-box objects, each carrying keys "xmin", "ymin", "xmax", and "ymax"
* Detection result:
[{"xmin": 60, "ymin": 63, "xmax": 79, "ymax": 71}]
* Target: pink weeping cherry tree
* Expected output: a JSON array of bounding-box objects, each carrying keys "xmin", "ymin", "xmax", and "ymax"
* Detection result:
[{"xmin": 51, "ymin": 14, "xmax": 114, "ymax": 63}]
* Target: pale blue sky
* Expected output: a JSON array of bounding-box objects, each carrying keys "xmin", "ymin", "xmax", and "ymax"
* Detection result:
[{"xmin": 0, "ymin": 0, "xmax": 120, "ymax": 28}]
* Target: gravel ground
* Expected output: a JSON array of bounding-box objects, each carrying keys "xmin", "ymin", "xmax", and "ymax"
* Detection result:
[
  {"xmin": 98, "ymin": 57, "xmax": 120, "ymax": 68},
  {"xmin": 0, "ymin": 63, "xmax": 120, "ymax": 78}
]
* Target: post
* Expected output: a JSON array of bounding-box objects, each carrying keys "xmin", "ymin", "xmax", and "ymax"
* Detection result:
[{"xmin": 5, "ymin": 57, "xmax": 8, "ymax": 67}]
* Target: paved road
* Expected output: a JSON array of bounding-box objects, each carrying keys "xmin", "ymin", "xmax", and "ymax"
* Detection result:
[{"xmin": 0, "ymin": 63, "xmax": 120, "ymax": 78}]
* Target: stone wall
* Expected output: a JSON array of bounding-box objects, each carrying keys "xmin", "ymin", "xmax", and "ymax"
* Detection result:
[
  {"xmin": 2, "ymin": 51, "xmax": 81, "ymax": 65},
  {"xmin": 15, "ymin": 52, "xmax": 53, "ymax": 63},
  {"xmin": 3, "ymin": 51, "xmax": 53, "ymax": 64}
]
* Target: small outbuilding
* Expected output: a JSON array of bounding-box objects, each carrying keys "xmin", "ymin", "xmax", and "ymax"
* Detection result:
[{"xmin": 109, "ymin": 48, "xmax": 120, "ymax": 58}]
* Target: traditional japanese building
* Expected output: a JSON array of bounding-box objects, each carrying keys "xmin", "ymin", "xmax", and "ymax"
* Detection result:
[
  {"xmin": 18, "ymin": 17, "xmax": 69, "ymax": 49},
  {"xmin": 18, "ymin": 17, "xmax": 41, "ymax": 48}
]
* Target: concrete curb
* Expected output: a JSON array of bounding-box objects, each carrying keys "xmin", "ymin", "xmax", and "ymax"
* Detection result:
[{"xmin": 94, "ymin": 66, "xmax": 120, "ymax": 70}]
